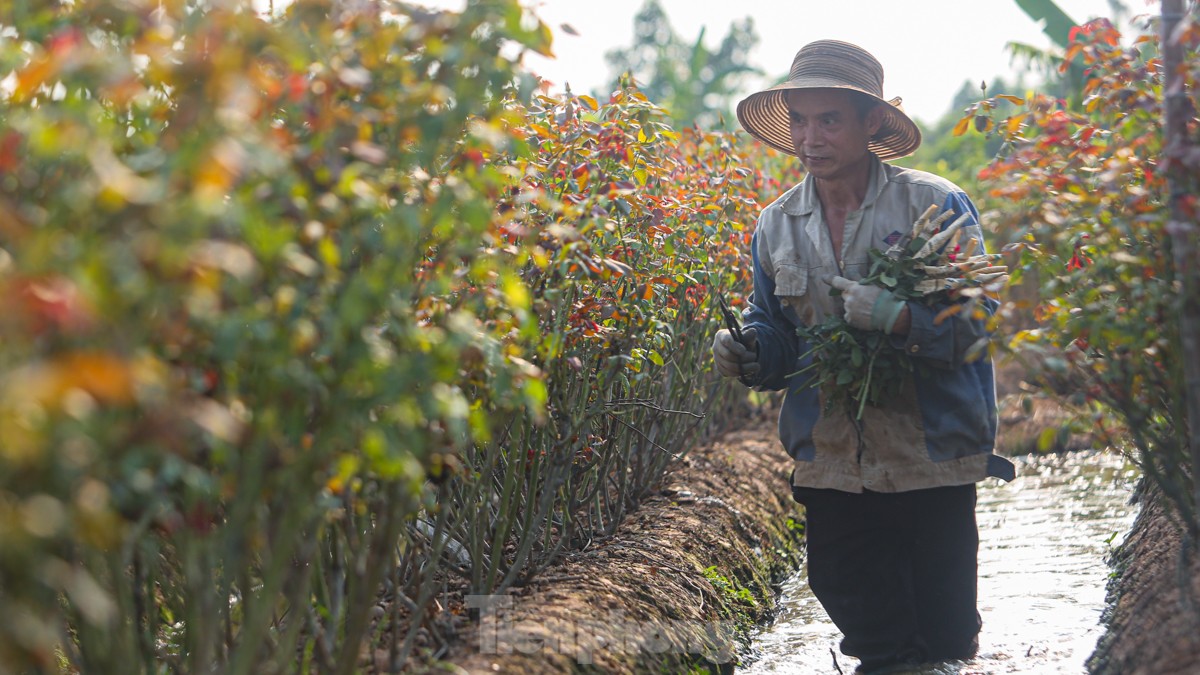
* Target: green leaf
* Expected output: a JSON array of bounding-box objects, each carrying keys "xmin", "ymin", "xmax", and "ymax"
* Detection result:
[
  {"xmin": 1013, "ymin": 0, "xmax": 1079, "ymax": 48},
  {"xmin": 1037, "ymin": 427, "xmax": 1059, "ymax": 453}
]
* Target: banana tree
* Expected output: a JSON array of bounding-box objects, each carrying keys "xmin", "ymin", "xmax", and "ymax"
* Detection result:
[{"xmin": 1009, "ymin": 0, "xmax": 1118, "ymax": 103}]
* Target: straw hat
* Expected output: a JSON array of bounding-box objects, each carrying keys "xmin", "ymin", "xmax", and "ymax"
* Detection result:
[{"xmin": 736, "ymin": 40, "xmax": 921, "ymax": 161}]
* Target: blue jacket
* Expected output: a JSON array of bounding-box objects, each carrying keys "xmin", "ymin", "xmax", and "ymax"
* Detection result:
[{"xmin": 741, "ymin": 156, "xmax": 1015, "ymax": 492}]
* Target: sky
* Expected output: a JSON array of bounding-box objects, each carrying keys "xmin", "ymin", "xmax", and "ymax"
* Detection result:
[{"xmin": 409, "ymin": 0, "xmax": 1144, "ymax": 124}]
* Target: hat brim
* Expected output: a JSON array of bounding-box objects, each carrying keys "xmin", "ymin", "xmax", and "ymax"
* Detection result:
[{"xmin": 736, "ymin": 83, "xmax": 922, "ymax": 161}]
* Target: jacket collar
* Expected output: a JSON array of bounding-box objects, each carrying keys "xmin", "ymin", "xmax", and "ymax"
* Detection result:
[{"xmin": 780, "ymin": 154, "xmax": 889, "ymax": 217}]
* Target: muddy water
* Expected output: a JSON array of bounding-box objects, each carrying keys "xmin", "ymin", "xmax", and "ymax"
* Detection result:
[{"xmin": 741, "ymin": 450, "xmax": 1139, "ymax": 675}]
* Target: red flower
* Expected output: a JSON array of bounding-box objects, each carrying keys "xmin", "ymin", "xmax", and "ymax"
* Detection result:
[{"xmin": 1067, "ymin": 237, "xmax": 1092, "ymax": 271}]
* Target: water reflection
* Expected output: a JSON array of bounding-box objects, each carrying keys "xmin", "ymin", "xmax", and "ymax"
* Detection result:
[{"xmin": 741, "ymin": 449, "xmax": 1138, "ymax": 674}]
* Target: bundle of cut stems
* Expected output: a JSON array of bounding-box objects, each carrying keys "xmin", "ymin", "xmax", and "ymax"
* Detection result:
[{"xmin": 793, "ymin": 204, "xmax": 1009, "ymax": 419}]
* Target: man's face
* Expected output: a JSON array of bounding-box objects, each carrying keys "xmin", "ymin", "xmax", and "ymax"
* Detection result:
[{"xmin": 785, "ymin": 88, "xmax": 882, "ymax": 181}]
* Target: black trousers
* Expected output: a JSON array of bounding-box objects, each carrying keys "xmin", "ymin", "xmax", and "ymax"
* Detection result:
[{"xmin": 791, "ymin": 483, "xmax": 981, "ymax": 672}]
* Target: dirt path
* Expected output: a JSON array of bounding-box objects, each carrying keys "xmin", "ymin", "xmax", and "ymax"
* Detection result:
[{"xmin": 447, "ymin": 413, "xmax": 804, "ymax": 674}]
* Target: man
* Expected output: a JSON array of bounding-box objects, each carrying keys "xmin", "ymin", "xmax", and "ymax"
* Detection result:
[{"xmin": 712, "ymin": 40, "xmax": 1016, "ymax": 674}]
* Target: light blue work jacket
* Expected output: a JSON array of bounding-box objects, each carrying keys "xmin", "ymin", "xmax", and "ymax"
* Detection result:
[{"xmin": 742, "ymin": 156, "xmax": 1016, "ymax": 492}]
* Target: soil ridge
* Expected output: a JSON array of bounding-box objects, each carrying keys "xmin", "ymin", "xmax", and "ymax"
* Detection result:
[
  {"xmin": 447, "ymin": 411, "xmax": 804, "ymax": 674},
  {"xmin": 442, "ymin": 358, "xmax": 1186, "ymax": 674},
  {"xmin": 1087, "ymin": 486, "xmax": 1200, "ymax": 674}
]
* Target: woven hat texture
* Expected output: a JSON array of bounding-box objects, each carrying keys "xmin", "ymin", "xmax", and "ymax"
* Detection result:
[{"xmin": 736, "ymin": 40, "xmax": 921, "ymax": 160}]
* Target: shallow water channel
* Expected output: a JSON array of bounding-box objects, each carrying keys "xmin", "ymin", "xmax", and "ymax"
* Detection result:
[{"xmin": 741, "ymin": 449, "xmax": 1139, "ymax": 675}]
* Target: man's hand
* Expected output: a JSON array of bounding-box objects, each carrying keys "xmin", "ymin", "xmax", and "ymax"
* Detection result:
[
  {"xmin": 712, "ymin": 327, "xmax": 760, "ymax": 379},
  {"xmin": 829, "ymin": 276, "xmax": 906, "ymax": 333}
]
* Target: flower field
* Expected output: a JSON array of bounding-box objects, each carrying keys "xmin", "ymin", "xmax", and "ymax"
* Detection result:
[
  {"xmin": 6, "ymin": 1, "xmax": 1197, "ymax": 671},
  {"xmin": 0, "ymin": 1, "xmax": 801, "ymax": 670},
  {"xmin": 963, "ymin": 15, "xmax": 1200, "ymax": 531}
]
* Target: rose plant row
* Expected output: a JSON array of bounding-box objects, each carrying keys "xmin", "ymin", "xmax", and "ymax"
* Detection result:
[
  {"xmin": 961, "ymin": 15, "xmax": 1200, "ymax": 529},
  {"xmin": 0, "ymin": 1, "xmax": 800, "ymax": 671}
]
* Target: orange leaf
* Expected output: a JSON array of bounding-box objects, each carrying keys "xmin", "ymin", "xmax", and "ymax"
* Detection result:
[
  {"xmin": 952, "ymin": 115, "xmax": 972, "ymax": 137},
  {"xmin": 8, "ymin": 353, "xmax": 137, "ymax": 412},
  {"xmin": 14, "ymin": 56, "xmax": 58, "ymax": 101},
  {"xmin": 1061, "ymin": 44, "xmax": 1084, "ymax": 71},
  {"xmin": 933, "ymin": 304, "xmax": 965, "ymax": 325},
  {"xmin": 57, "ymin": 353, "xmax": 137, "ymax": 404}
]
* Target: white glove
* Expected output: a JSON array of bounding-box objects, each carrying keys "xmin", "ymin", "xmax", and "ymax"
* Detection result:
[
  {"xmin": 829, "ymin": 276, "xmax": 905, "ymax": 333},
  {"xmin": 712, "ymin": 327, "xmax": 759, "ymax": 379}
]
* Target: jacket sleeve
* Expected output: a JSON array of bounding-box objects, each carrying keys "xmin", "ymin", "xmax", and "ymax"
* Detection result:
[
  {"xmin": 739, "ymin": 228, "xmax": 804, "ymax": 391},
  {"xmin": 891, "ymin": 191, "xmax": 998, "ymax": 370}
]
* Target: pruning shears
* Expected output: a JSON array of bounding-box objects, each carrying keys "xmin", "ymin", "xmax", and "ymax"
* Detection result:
[{"xmin": 715, "ymin": 291, "xmax": 745, "ymax": 345}]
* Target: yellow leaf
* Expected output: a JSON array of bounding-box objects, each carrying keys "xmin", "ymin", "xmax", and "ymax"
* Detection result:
[
  {"xmin": 952, "ymin": 115, "xmax": 972, "ymax": 137},
  {"xmin": 996, "ymin": 94, "xmax": 1025, "ymax": 105},
  {"xmin": 502, "ymin": 273, "xmax": 530, "ymax": 310},
  {"xmin": 319, "ymin": 238, "xmax": 341, "ymax": 270},
  {"xmin": 326, "ymin": 454, "xmax": 361, "ymax": 493},
  {"xmin": 1037, "ymin": 427, "xmax": 1059, "ymax": 452},
  {"xmin": 534, "ymin": 21, "xmax": 555, "ymax": 58}
]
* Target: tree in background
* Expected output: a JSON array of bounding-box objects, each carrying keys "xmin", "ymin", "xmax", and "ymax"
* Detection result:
[
  {"xmin": 604, "ymin": 0, "xmax": 760, "ymax": 129},
  {"xmin": 902, "ymin": 0, "xmax": 1135, "ymax": 191},
  {"xmin": 898, "ymin": 77, "xmax": 1026, "ymax": 194},
  {"xmin": 1007, "ymin": 0, "xmax": 1136, "ymax": 105}
]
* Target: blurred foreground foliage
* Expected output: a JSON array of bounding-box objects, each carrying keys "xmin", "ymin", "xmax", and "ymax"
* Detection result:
[
  {"xmin": 0, "ymin": 0, "xmax": 799, "ymax": 671},
  {"xmin": 960, "ymin": 14, "xmax": 1200, "ymax": 529}
]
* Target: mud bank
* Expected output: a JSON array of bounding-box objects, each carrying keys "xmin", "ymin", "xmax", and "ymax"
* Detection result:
[
  {"xmin": 1088, "ymin": 488, "xmax": 1200, "ymax": 675},
  {"xmin": 447, "ymin": 416, "xmax": 804, "ymax": 674}
]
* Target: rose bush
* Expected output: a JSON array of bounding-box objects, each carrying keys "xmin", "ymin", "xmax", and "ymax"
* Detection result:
[
  {"xmin": 961, "ymin": 13, "xmax": 1200, "ymax": 529},
  {"xmin": 0, "ymin": 0, "xmax": 551, "ymax": 671},
  {"xmin": 0, "ymin": 1, "xmax": 801, "ymax": 671}
]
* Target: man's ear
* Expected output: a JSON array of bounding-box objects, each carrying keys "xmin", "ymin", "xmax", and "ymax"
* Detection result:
[{"xmin": 865, "ymin": 104, "xmax": 885, "ymax": 137}]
